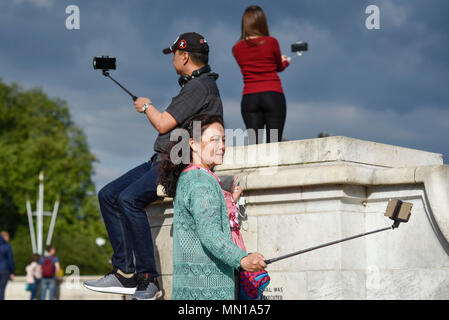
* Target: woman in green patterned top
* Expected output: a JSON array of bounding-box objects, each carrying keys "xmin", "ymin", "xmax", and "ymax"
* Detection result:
[{"xmin": 158, "ymin": 114, "xmax": 267, "ymax": 300}]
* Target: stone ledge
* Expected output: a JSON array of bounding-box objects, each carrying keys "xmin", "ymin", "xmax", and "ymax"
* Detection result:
[{"xmin": 215, "ymin": 136, "xmax": 443, "ymax": 171}]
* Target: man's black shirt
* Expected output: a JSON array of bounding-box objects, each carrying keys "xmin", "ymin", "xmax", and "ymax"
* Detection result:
[{"xmin": 153, "ymin": 72, "xmax": 223, "ymax": 154}]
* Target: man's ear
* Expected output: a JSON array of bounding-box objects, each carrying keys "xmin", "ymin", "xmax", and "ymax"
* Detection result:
[{"xmin": 182, "ymin": 51, "xmax": 190, "ymax": 65}]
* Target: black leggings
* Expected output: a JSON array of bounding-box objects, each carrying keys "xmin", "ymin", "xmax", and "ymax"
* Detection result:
[{"xmin": 241, "ymin": 91, "xmax": 286, "ymax": 144}]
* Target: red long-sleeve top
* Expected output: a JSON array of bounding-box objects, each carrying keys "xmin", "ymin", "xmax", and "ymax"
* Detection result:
[{"xmin": 232, "ymin": 36, "xmax": 289, "ymax": 95}]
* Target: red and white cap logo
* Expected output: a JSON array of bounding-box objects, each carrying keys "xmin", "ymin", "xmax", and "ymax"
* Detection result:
[{"xmin": 178, "ymin": 40, "xmax": 187, "ymax": 49}]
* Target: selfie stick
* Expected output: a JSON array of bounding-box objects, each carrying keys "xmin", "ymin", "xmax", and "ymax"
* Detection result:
[
  {"xmin": 264, "ymin": 200, "xmax": 413, "ymax": 265},
  {"xmin": 264, "ymin": 225, "xmax": 392, "ymax": 265},
  {"xmin": 289, "ymin": 51, "xmax": 304, "ymax": 60},
  {"xmin": 102, "ymin": 70, "xmax": 138, "ymax": 102}
]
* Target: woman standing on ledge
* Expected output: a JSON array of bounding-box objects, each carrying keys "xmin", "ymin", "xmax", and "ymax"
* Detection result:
[
  {"xmin": 158, "ymin": 113, "xmax": 266, "ymax": 300},
  {"xmin": 233, "ymin": 5, "xmax": 290, "ymax": 144}
]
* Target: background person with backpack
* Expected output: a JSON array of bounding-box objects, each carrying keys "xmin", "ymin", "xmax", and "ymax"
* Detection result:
[{"xmin": 38, "ymin": 245, "xmax": 60, "ymax": 300}]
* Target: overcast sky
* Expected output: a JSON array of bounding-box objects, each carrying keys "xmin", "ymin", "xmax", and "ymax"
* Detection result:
[{"xmin": 1, "ymin": 0, "xmax": 448, "ymax": 190}]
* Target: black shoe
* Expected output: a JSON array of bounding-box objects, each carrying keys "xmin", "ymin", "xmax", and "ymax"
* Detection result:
[{"xmin": 131, "ymin": 273, "xmax": 163, "ymax": 300}]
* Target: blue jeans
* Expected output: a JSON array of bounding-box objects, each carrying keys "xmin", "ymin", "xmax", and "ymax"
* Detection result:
[
  {"xmin": 41, "ymin": 278, "xmax": 56, "ymax": 300},
  {"xmin": 0, "ymin": 272, "xmax": 9, "ymax": 300},
  {"xmin": 30, "ymin": 279, "xmax": 39, "ymax": 300},
  {"xmin": 98, "ymin": 154, "xmax": 160, "ymax": 276}
]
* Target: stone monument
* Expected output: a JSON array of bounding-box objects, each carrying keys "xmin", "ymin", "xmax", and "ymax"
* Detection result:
[{"xmin": 146, "ymin": 136, "xmax": 449, "ymax": 300}]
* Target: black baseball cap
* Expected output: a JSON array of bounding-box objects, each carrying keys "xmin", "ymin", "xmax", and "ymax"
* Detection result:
[{"xmin": 162, "ymin": 32, "xmax": 209, "ymax": 55}]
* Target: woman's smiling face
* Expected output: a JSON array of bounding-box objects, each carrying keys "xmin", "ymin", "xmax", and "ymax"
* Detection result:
[{"xmin": 191, "ymin": 121, "xmax": 226, "ymax": 169}]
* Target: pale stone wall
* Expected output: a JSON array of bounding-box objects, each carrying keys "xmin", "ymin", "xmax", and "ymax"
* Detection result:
[{"xmin": 147, "ymin": 136, "xmax": 449, "ymax": 300}]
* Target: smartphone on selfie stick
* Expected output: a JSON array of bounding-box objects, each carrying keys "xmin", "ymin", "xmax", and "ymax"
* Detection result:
[
  {"xmin": 289, "ymin": 41, "xmax": 308, "ymax": 60},
  {"xmin": 93, "ymin": 56, "xmax": 138, "ymax": 101}
]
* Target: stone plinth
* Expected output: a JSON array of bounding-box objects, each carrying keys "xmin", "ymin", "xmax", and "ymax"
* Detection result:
[{"xmin": 146, "ymin": 136, "xmax": 449, "ymax": 300}]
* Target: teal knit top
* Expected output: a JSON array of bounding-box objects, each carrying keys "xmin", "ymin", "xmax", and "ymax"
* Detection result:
[{"xmin": 171, "ymin": 169, "xmax": 248, "ymax": 300}]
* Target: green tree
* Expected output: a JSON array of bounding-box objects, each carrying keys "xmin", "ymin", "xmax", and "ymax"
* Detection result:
[{"xmin": 0, "ymin": 79, "xmax": 112, "ymax": 275}]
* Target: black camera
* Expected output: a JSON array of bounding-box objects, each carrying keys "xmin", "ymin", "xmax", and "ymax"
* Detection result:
[
  {"xmin": 93, "ymin": 56, "xmax": 116, "ymax": 71},
  {"xmin": 93, "ymin": 56, "xmax": 137, "ymax": 101},
  {"xmin": 291, "ymin": 42, "xmax": 308, "ymax": 53}
]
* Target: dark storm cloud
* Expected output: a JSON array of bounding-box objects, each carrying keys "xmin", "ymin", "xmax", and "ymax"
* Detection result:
[{"xmin": 1, "ymin": 0, "xmax": 448, "ymax": 189}]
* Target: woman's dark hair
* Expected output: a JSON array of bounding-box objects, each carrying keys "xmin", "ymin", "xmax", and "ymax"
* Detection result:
[
  {"xmin": 240, "ymin": 5, "xmax": 270, "ymax": 46},
  {"xmin": 157, "ymin": 113, "xmax": 224, "ymax": 198}
]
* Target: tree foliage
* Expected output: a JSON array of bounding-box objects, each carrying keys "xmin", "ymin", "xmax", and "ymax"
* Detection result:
[{"xmin": 0, "ymin": 79, "xmax": 112, "ymax": 275}]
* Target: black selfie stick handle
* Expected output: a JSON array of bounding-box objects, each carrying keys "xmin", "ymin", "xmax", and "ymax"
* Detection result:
[
  {"xmin": 264, "ymin": 225, "xmax": 394, "ymax": 265},
  {"xmin": 102, "ymin": 70, "xmax": 138, "ymax": 101}
]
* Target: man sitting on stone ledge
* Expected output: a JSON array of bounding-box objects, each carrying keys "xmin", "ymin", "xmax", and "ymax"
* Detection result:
[{"xmin": 83, "ymin": 32, "xmax": 223, "ymax": 300}]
